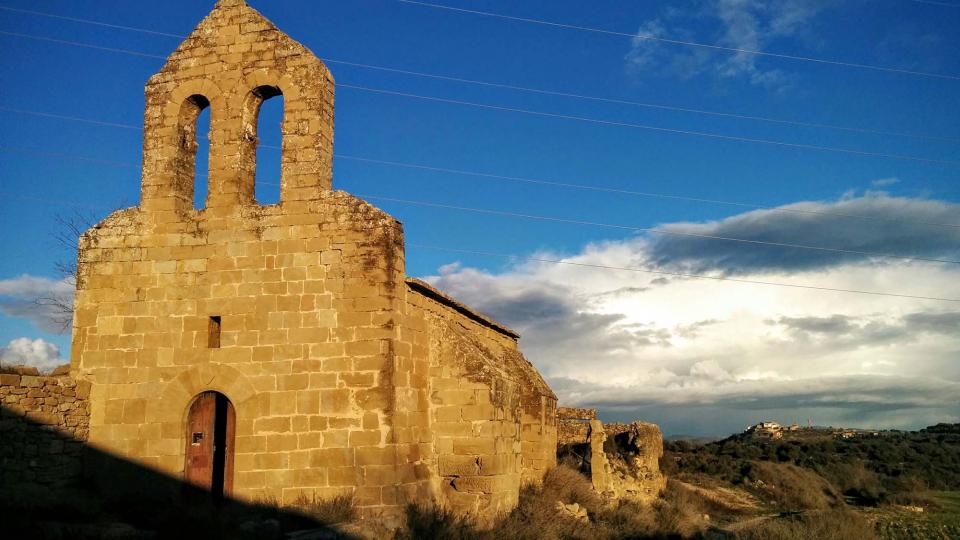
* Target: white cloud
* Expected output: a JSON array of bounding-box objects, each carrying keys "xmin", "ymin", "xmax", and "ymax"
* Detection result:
[
  {"xmin": 423, "ymin": 193, "xmax": 960, "ymax": 436},
  {"xmin": 626, "ymin": 0, "xmax": 832, "ymax": 89},
  {"xmin": 0, "ymin": 338, "xmax": 64, "ymax": 373},
  {"xmin": 871, "ymin": 177, "xmax": 900, "ymax": 188},
  {"xmin": 0, "ymin": 275, "xmax": 73, "ymax": 333}
]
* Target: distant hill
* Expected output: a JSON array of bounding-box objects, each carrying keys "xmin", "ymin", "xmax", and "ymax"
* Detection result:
[{"xmin": 665, "ymin": 423, "xmax": 960, "ymax": 504}]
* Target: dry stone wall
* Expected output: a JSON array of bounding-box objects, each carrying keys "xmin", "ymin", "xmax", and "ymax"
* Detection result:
[{"xmin": 0, "ymin": 371, "xmax": 91, "ymax": 488}]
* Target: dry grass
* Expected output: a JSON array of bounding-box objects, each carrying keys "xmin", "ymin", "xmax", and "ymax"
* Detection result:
[
  {"xmin": 743, "ymin": 461, "xmax": 843, "ymax": 511},
  {"xmin": 288, "ymin": 492, "xmax": 357, "ymax": 524},
  {"xmin": 733, "ymin": 509, "xmax": 877, "ymax": 540},
  {"xmin": 394, "ymin": 466, "xmax": 712, "ymax": 540}
]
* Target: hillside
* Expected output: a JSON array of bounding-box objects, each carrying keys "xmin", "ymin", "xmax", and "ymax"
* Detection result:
[{"xmin": 663, "ymin": 423, "xmax": 960, "ymax": 538}]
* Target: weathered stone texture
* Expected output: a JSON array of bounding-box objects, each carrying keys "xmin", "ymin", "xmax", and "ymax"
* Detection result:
[
  {"xmin": 556, "ymin": 410, "xmax": 665, "ymax": 504},
  {"xmin": 64, "ymin": 0, "xmax": 557, "ymax": 522},
  {"xmin": 557, "ymin": 406, "xmax": 597, "ymax": 421},
  {"xmin": 0, "ymin": 371, "xmax": 91, "ymax": 488},
  {"xmin": 601, "ymin": 422, "xmax": 666, "ymax": 503},
  {"xmin": 405, "ymin": 280, "xmax": 557, "ymax": 519}
]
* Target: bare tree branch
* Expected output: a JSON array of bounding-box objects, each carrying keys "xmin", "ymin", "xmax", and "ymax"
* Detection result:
[{"xmin": 34, "ymin": 209, "xmax": 99, "ymax": 334}]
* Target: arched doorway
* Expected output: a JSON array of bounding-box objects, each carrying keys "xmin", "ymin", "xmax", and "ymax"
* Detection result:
[{"xmin": 184, "ymin": 391, "xmax": 236, "ymax": 499}]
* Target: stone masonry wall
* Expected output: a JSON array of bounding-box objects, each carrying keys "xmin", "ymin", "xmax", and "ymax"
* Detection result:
[
  {"xmin": 405, "ymin": 281, "xmax": 557, "ymax": 519},
  {"xmin": 0, "ymin": 372, "xmax": 91, "ymax": 488}
]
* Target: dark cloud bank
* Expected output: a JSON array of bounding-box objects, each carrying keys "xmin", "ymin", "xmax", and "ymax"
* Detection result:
[{"xmin": 647, "ymin": 194, "xmax": 960, "ymax": 274}]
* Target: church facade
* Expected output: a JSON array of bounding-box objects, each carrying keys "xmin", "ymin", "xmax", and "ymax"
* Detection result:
[{"xmin": 70, "ymin": 0, "xmax": 556, "ymax": 519}]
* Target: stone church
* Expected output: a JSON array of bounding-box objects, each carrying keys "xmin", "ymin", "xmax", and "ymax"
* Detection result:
[{"xmin": 68, "ymin": 0, "xmax": 557, "ymax": 520}]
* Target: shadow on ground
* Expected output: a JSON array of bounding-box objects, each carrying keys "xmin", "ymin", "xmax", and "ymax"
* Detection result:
[{"xmin": 0, "ymin": 404, "xmax": 358, "ymax": 540}]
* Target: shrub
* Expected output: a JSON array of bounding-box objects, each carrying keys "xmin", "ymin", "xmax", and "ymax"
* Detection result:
[{"xmin": 819, "ymin": 460, "xmax": 886, "ymax": 505}]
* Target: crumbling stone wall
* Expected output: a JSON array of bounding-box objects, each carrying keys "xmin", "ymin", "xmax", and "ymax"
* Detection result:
[
  {"xmin": 556, "ymin": 408, "xmax": 665, "ymax": 503},
  {"xmin": 0, "ymin": 371, "xmax": 91, "ymax": 488}
]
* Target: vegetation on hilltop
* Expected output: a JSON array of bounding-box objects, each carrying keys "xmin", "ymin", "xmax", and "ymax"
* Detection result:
[{"xmin": 665, "ymin": 423, "xmax": 960, "ymax": 506}]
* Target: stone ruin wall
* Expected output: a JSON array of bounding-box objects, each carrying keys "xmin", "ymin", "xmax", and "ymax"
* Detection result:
[
  {"xmin": 556, "ymin": 407, "xmax": 665, "ymax": 503},
  {"xmin": 0, "ymin": 370, "xmax": 91, "ymax": 488}
]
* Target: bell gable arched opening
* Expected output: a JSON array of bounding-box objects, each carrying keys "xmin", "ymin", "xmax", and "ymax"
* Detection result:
[
  {"xmin": 184, "ymin": 391, "xmax": 236, "ymax": 499},
  {"xmin": 172, "ymin": 94, "xmax": 212, "ymax": 211},
  {"xmin": 239, "ymin": 84, "xmax": 284, "ymax": 206}
]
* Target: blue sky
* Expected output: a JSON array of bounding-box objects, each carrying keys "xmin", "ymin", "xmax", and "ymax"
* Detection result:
[{"xmin": 1, "ymin": 0, "xmax": 958, "ymax": 436}]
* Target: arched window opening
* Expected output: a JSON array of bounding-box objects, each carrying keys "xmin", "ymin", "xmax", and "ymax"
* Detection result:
[
  {"xmin": 193, "ymin": 103, "xmax": 211, "ymax": 210},
  {"xmin": 253, "ymin": 85, "xmax": 283, "ymax": 205},
  {"xmin": 173, "ymin": 94, "xmax": 211, "ymax": 211}
]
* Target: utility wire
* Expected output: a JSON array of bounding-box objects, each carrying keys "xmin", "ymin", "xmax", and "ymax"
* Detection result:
[
  {"xmin": 904, "ymin": 0, "xmax": 960, "ymax": 7},
  {"xmin": 407, "ymin": 244, "xmax": 960, "ymax": 303},
  {"xmin": 2, "ymin": 107, "xmax": 960, "ymax": 230},
  {"xmin": 338, "ymin": 83, "xmax": 960, "ymax": 166},
  {"xmin": 5, "ymin": 150, "xmax": 960, "ymax": 300},
  {"xmin": 0, "ymin": 5, "xmax": 186, "ymax": 37},
  {"xmin": 0, "ymin": 145, "xmax": 140, "ymax": 168},
  {"xmin": 397, "ymin": 0, "xmax": 960, "ymax": 81},
  {"xmin": 322, "ymin": 59, "xmax": 960, "ymax": 145},
  {"xmin": 2, "ymin": 178, "xmax": 957, "ymax": 302},
  {"xmin": 0, "ymin": 106, "xmax": 143, "ymax": 131},
  {"xmin": 1, "ymin": 145, "xmax": 956, "ymax": 266},
  {"xmin": 12, "ymin": 28, "xmax": 949, "ymax": 166},
  {"xmin": 0, "ymin": 6, "xmax": 955, "ymax": 144},
  {"xmin": 0, "ymin": 30, "xmax": 166, "ymax": 59},
  {"xmin": 359, "ymin": 194, "xmax": 960, "ymax": 265},
  {"xmin": 3, "ymin": 177, "xmax": 958, "ymax": 301},
  {"xmin": 334, "ymin": 154, "xmax": 960, "ymax": 229}
]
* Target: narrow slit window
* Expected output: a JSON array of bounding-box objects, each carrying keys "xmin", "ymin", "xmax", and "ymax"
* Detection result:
[{"xmin": 208, "ymin": 316, "xmax": 221, "ymax": 349}]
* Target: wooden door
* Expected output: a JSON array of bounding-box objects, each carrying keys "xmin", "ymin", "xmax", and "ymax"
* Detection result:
[{"xmin": 184, "ymin": 392, "xmax": 235, "ymax": 498}]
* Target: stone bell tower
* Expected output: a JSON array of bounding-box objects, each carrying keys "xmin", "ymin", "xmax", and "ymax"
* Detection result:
[{"xmin": 140, "ymin": 0, "xmax": 335, "ymax": 216}]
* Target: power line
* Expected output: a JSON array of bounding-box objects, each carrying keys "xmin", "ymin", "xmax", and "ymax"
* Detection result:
[
  {"xmin": 0, "ymin": 7, "xmax": 955, "ymax": 144},
  {"xmin": 0, "ymin": 106, "xmax": 142, "ymax": 131},
  {"xmin": 397, "ymin": 0, "xmax": 960, "ymax": 81},
  {"xmin": 339, "ymin": 83, "xmax": 960, "ymax": 166},
  {"xmin": 0, "ymin": 145, "xmax": 140, "ymax": 168},
  {"xmin": 323, "ymin": 59, "xmax": 960, "ymax": 145},
  {"xmin": 2, "ymin": 179, "xmax": 957, "ymax": 302},
  {"xmin": 4, "ymin": 28, "xmax": 959, "ymax": 163},
  {"xmin": 2, "ymin": 108, "xmax": 960, "ymax": 230},
  {"xmin": 0, "ymin": 5, "xmax": 186, "ymax": 38},
  {"xmin": 0, "ymin": 192, "xmax": 113, "ymax": 210},
  {"xmin": 359, "ymin": 194, "xmax": 960, "ymax": 265},
  {"xmin": 334, "ymin": 154, "xmax": 960, "ymax": 230},
  {"xmin": 407, "ymin": 244, "xmax": 960, "ymax": 303},
  {"xmin": 0, "ymin": 30, "xmax": 166, "ymax": 59},
  {"xmin": 2, "ymin": 145, "xmax": 956, "ymax": 266},
  {"xmin": 903, "ymin": 0, "xmax": 960, "ymax": 7}
]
